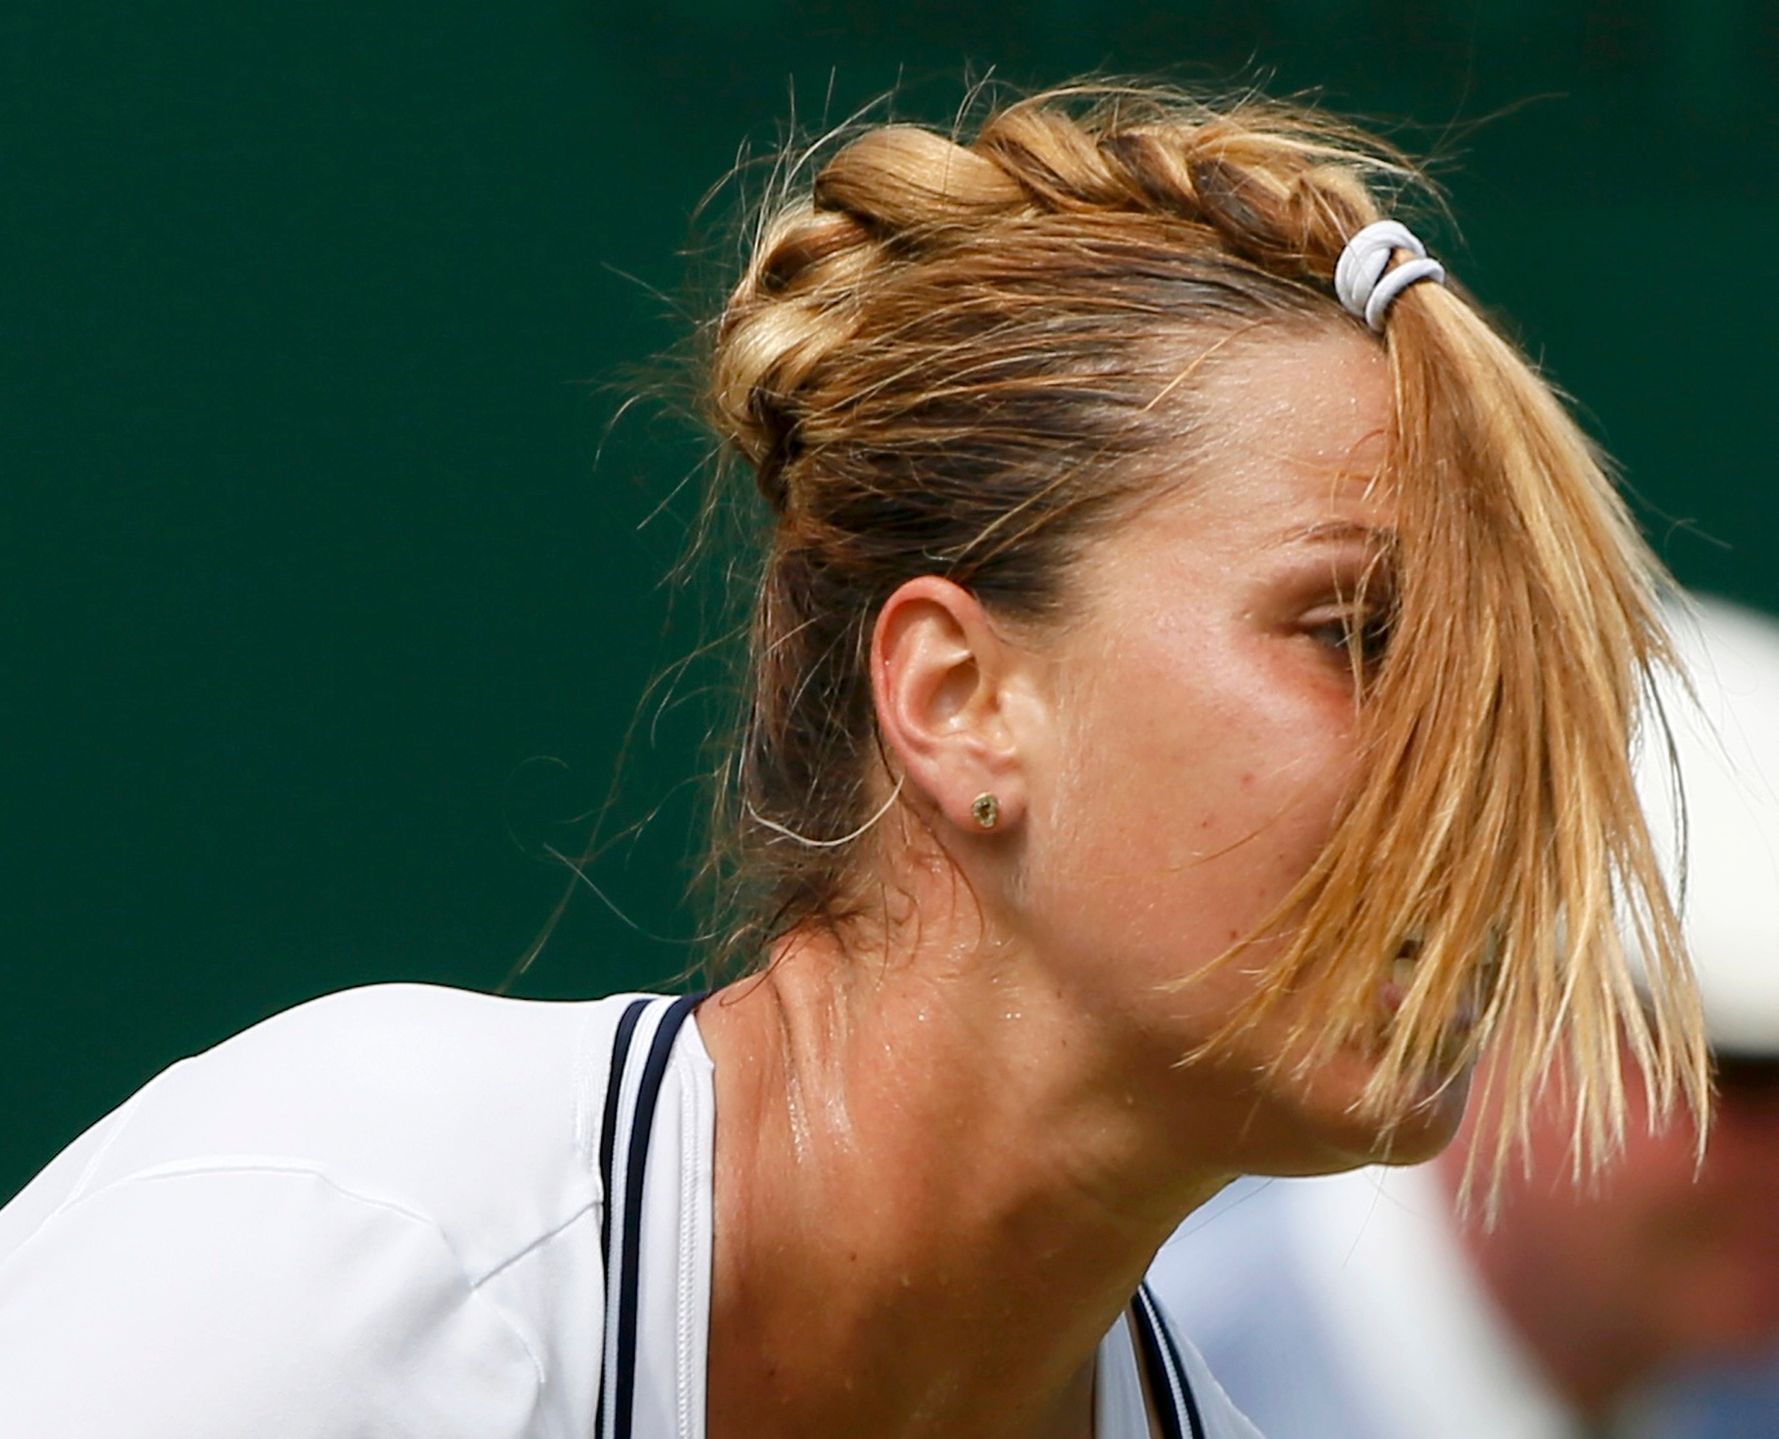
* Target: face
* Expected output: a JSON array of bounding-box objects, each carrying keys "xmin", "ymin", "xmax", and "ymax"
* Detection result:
[{"xmin": 1011, "ymin": 326, "xmax": 1469, "ymax": 1175}]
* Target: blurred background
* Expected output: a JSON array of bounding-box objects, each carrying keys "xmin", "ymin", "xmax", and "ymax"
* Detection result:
[{"xmin": 6, "ymin": 1, "xmax": 1777, "ymax": 1212}]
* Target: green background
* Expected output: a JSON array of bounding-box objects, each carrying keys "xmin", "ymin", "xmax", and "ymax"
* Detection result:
[{"xmin": 7, "ymin": 1, "xmax": 1777, "ymax": 1200}]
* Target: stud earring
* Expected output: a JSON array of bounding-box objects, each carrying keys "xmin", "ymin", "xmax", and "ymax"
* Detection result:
[{"xmin": 971, "ymin": 792, "xmax": 1000, "ymax": 830}]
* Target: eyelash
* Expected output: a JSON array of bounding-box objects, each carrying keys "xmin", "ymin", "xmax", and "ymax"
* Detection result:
[{"xmin": 1306, "ymin": 604, "xmax": 1394, "ymax": 668}]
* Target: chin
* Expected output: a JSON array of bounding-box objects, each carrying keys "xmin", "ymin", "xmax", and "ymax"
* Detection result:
[
  {"xmin": 1264, "ymin": 1060, "xmax": 1475, "ymax": 1177},
  {"xmin": 1361, "ymin": 1065, "xmax": 1475, "ymax": 1168}
]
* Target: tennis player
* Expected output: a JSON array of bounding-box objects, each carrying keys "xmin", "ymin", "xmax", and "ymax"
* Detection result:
[{"xmin": 0, "ymin": 81, "xmax": 1709, "ymax": 1438}]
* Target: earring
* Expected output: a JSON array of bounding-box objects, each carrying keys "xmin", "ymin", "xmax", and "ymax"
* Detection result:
[{"xmin": 971, "ymin": 792, "xmax": 1000, "ymax": 830}]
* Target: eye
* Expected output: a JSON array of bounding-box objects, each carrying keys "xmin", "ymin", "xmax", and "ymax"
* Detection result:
[{"xmin": 1304, "ymin": 602, "xmax": 1394, "ymax": 672}]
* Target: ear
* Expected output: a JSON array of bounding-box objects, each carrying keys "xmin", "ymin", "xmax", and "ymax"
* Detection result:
[{"xmin": 871, "ymin": 576, "xmax": 1032, "ymax": 834}]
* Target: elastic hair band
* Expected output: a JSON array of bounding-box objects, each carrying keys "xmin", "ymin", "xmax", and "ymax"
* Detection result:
[{"xmin": 1334, "ymin": 220, "xmax": 1446, "ymax": 333}]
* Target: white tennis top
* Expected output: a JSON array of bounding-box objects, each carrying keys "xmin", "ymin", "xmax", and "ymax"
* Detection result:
[{"xmin": 0, "ymin": 983, "xmax": 1259, "ymax": 1438}]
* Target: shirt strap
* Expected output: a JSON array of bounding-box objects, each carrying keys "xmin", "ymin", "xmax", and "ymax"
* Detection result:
[
  {"xmin": 1132, "ymin": 1281, "xmax": 1207, "ymax": 1439},
  {"xmin": 596, "ymin": 993, "xmax": 703, "ymax": 1439}
]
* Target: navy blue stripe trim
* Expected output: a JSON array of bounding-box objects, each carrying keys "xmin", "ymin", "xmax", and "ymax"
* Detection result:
[
  {"xmin": 597, "ymin": 1000, "xmax": 651, "ymax": 1282},
  {"xmin": 1129, "ymin": 1290, "xmax": 1186, "ymax": 1439},
  {"xmin": 1148, "ymin": 1288, "xmax": 1208, "ymax": 1439},
  {"xmin": 593, "ymin": 998, "xmax": 649, "ymax": 1439},
  {"xmin": 612, "ymin": 992, "xmax": 704, "ymax": 1439},
  {"xmin": 1133, "ymin": 1283, "xmax": 1205, "ymax": 1439}
]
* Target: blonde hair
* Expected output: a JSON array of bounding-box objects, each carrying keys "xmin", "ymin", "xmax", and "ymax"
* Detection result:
[{"xmin": 698, "ymin": 81, "xmax": 1708, "ymax": 1179}]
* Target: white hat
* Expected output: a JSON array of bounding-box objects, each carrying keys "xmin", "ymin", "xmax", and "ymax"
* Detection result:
[{"xmin": 1637, "ymin": 594, "xmax": 1779, "ymax": 1057}]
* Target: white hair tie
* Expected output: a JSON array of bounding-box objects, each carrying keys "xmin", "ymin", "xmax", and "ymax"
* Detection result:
[{"xmin": 1334, "ymin": 220, "xmax": 1446, "ymax": 333}]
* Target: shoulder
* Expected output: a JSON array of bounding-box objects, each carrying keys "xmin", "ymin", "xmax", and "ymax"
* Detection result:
[
  {"xmin": 5, "ymin": 984, "xmax": 656, "ymax": 1292},
  {"xmin": 0, "ymin": 1152, "xmax": 551, "ymax": 1437},
  {"xmin": 0, "ymin": 984, "xmax": 662, "ymax": 1437}
]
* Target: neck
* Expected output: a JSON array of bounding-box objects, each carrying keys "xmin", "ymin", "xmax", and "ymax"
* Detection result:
[{"xmin": 699, "ymin": 929, "xmax": 1232, "ymax": 1439}]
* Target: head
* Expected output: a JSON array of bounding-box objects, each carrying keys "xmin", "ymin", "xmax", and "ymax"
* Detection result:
[
  {"xmin": 697, "ymin": 82, "xmax": 1707, "ymax": 1177},
  {"xmin": 1446, "ymin": 596, "xmax": 1779, "ymax": 1394}
]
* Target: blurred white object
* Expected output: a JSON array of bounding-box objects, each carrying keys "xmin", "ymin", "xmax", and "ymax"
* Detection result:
[{"xmin": 1640, "ymin": 596, "xmax": 1779, "ymax": 1055}]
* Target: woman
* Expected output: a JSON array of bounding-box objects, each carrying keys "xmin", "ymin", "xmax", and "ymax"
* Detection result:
[{"xmin": 0, "ymin": 83, "xmax": 1708, "ymax": 1438}]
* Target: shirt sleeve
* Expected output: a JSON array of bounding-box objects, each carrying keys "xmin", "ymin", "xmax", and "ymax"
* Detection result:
[{"xmin": 0, "ymin": 1161, "xmax": 547, "ymax": 1439}]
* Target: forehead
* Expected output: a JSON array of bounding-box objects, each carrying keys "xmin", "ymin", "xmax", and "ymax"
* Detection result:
[
  {"xmin": 1198, "ymin": 324, "xmax": 1391, "ymax": 485},
  {"xmin": 1124, "ymin": 327, "xmax": 1397, "ymax": 561}
]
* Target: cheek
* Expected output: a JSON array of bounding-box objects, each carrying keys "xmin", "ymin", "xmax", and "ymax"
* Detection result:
[{"xmin": 1032, "ymin": 626, "xmax": 1361, "ymax": 976}]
